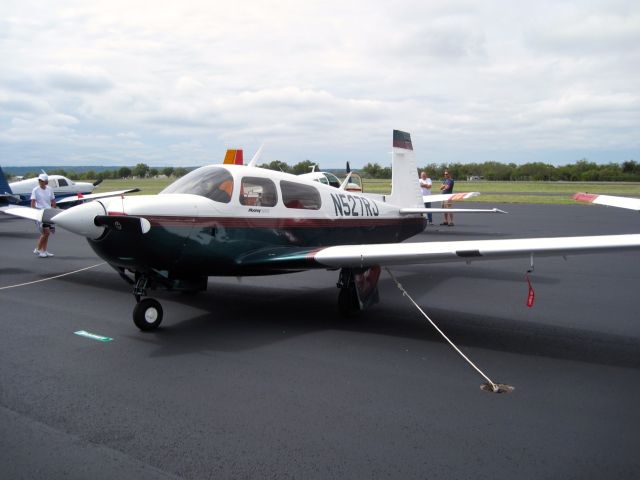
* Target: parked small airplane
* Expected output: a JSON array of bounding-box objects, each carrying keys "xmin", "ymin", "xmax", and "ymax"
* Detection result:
[
  {"xmin": 0, "ymin": 166, "xmax": 139, "ymax": 207},
  {"xmin": 300, "ymin": 164, "xmax": 364, "ymax": 192},
  {"xmin": 3, "ymin": 130, "xmax": 640, "ymax": 333}
]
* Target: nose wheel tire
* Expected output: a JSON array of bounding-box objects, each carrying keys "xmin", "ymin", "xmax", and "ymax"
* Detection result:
[{"xmin": 133, "ymin": 298, "xmax": 163, "ymax": 331}]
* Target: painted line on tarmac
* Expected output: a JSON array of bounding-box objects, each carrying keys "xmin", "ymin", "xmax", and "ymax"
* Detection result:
[{"xmin": 0, "ymin": 262, "xmax": 106, "ymax": 290}]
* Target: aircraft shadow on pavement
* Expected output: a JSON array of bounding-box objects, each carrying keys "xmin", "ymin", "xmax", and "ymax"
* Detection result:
[
  {"xmin": 54, "ymin": 266, "xmax": 638, "ymax": 368},
  {"xmin": 118, "ymin": 277, "xmax": 638, "ymax": 370}
]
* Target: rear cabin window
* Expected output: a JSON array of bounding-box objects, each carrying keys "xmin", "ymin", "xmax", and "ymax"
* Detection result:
[
  {"xmin": 240, "ymin": 177, "xmax": 278, "ymax": 207},
  {"xmin": 280, "ymin": 180, "xmax": 321, "ymax": 210},
  {"xmin": 160, "ymin": 166, "xmax": 234, "ymax": 203}
]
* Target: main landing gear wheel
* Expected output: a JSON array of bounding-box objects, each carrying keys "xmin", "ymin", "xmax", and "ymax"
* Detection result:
[
  {"xmin": 338, "ymin": 285, "xmax": 360, "ymax": 318},
  {"xmin": 133, "ymin": 298, "xmax": 163, "ymax": 331}
]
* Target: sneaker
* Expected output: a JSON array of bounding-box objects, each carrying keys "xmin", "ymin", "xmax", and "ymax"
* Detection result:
[
  {"xmin": 38, "ymin": 252, "xmax": 48, "ymax": 258},
  {"xmin": 44, "ymin": 251, "xmax": 55, "ymax": 257},
  {"xmin": 440, "ymin": 222, "xmax": 448, "ymax": 226},
  {"xmin": 33, "ymin": 248, "xmax": 41, "ymax": 255},
  {"xmin": 447, "ymin": 223, "xmax": 455, "ymax": 227}
]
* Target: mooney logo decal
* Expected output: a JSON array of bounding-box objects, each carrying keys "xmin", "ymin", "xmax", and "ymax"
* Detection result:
[{"xmin": 330, "ymin": 193, "xmax": 379, "ymax": 217}]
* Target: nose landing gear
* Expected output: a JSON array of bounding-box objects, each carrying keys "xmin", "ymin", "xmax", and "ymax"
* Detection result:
[
  {"xmin": 132, "ymin": 275, "xmax": 163, "ymax": 331},
  {"xmin": 133, "ymin": 298, "xmax": 163, "ymax": 331}
]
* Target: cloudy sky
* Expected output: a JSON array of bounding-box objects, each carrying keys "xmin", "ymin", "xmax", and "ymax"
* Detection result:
[{"xmin": 1, "ymin": 0, "xmax": 638, "ymax": 168}]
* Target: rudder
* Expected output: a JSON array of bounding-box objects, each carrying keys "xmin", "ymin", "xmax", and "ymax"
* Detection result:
[{"xmin": 386, "ymin": 130, "xmax": 423, "ymax": 208}]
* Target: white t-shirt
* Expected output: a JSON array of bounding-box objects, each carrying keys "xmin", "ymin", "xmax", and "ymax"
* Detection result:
[
  {"xmin": 30, "ymin": 185, "xmax": 55, "ymax": 209},
  {"xmin": 419, "ymin": 177, "xmax": 432, "ymax": 196}
]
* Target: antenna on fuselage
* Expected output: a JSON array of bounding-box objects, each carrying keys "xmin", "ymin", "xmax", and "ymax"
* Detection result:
[{"xmin": 247, "ymin": 144, "xmax": 265, "ymax": 167}]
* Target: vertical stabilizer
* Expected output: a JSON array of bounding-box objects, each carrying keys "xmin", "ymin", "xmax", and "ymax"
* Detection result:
[
  {"xmin": 0, "ymin": 166, "xmax": 13, "ymax": 194},
  {"xmin": 386, "ymin": 130, "xmax": 422, "ymax": 208}
]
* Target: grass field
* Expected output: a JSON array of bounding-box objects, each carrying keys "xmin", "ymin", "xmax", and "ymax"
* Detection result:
[{"xmin": 96, "ymin": 177, "xmax": 640, "ymax": 204}]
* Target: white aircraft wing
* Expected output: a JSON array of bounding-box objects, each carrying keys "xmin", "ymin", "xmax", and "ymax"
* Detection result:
[
  {"xmin": 0, "ymin": 205, "xmax": 45, "ymax": 221},
  {"xmin": 311, "ymin": 234, "xmax": 640, "ymax": 268},
  {"xmin": 56, "ymin": 188, "xmax": 140, "ymax": 205},
  {"xmin": 573, "ymin": 193, "xmax": 640, "ymax": 212},
  {"xmin": 400, "ymin": 207, "xmax": 507, "ymax": 214},
  {"xmin": 424, "ymin": 192, "xmax": 480, "ymax": 203}
]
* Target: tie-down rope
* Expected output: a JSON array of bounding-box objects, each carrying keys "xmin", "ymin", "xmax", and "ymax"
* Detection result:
[{"xmin": 385, "ymin": 267, "xmax": 511, "ymax": 393}]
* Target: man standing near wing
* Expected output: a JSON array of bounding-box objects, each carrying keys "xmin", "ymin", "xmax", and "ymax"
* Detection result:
[
  {"xmin": 440, "ymin": 170, "xmax": 455, "ymax": 226},
  {"xmin": 419, "ymin": 170, "xmax": 433, "ymax": 226},
  {"xmin": 30, "ymin": 174, "xmax": 57, "ymax": 258}
]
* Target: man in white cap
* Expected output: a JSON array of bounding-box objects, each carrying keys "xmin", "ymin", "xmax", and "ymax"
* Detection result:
[{"xmin": 30, "ymin": 173, "xmax": 57, "ymax": 257}]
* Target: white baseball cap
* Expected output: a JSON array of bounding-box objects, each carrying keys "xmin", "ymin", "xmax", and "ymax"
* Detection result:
[{"xmin": 38, "ymin": 173, "xmax": 48, "ymax": 182}]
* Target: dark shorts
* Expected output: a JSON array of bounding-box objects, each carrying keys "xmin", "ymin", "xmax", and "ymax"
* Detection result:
[{"xmin": 36, "ymin": 221, "xmax": 55, "ymax": 233}]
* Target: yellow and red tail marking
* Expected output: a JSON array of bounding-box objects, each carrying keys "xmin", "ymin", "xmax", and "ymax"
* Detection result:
[{"xmin": 223, "ymin": 149, "xmax": 244, "ymax": 165}]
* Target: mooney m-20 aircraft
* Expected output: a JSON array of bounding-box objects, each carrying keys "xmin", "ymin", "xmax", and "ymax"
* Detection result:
[{"xmin": 3, "ymin": 130, "xmax": 640, "ymax": 332}]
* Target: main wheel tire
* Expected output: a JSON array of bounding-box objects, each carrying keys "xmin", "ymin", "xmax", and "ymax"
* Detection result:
[
  {"xmin": 133, "ymin": 298, "xmax": 163, "ymax": 331},
  {"xmin": 338, "ymin": 285, "xmax": 360, "ymax": 318}
]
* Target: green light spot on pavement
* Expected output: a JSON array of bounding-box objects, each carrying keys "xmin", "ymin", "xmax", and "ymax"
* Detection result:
[{"xmin": 74, "ymin": 330, "xmax": 113, "ymax": 342}]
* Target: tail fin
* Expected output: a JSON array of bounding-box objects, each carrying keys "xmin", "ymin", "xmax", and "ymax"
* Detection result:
[
  {"xmin": 0, "ymin": 166, "xmax": 13, "ymax": 194},
  {"xmin": 386, "ymin": 130, "xmax": 422, "ymax": 208},
  {"xmin": 223, "ymin": 149, "xmax": 244, "ymax": 165}
]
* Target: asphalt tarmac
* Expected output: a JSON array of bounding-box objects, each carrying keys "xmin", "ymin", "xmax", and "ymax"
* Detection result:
[{"xmin": 1, "ymin": 203, "xmax": 639, "ymax": 479}]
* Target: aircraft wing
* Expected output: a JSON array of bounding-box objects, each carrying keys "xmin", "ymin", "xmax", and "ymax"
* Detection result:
[
  {"xmin": 1, "ymin": 205, "xmax": 63, "ymax": 222},
  {"xmin": 236, "ymin": 234, "xmax": 640, "ymax": 271},
  {"xmin": 311, "ymin": 234, "xmax": 640, "ymax": 268},
  {"xmin": 424, "ymin": 192, "xmax": 480, "ymax": 203},
  {"xmin": 572, "ymin": 193, "xmax": 640, "ymax": 212},
  {"xmin": 56, "ymin": 188, "xmax": 140, "ymax": 205}
]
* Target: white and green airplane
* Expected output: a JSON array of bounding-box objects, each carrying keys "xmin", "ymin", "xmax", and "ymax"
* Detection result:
[{"xmin": 3, "ymin": 130, "xmax": 640, "ymax": 332}]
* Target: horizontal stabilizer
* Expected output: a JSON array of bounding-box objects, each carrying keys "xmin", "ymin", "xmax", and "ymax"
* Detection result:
[
  {"xmin": 424, "ymin": 192, "xmax": 480, "ymax": 203},
  {"xmin": 400, "ymin": 207, "xmax": 507, "ymax": 214}
]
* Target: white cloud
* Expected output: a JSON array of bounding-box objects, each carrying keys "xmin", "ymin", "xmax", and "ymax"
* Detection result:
[{"xmin": 0, "ymin": 0, "xmax": 638, "ymax": 167}]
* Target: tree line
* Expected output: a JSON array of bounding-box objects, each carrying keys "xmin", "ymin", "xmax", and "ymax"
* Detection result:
[
  {"xmin": 362, "ymin": 159, "xmax": 640, "ymax": 182},
  {"xmin": 15, "ymin": 159, "xmax": 640, "ymax": 182}
]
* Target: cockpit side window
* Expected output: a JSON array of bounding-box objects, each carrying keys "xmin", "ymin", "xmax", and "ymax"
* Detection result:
[
  {"xmin": 160, "ymin": 166, "xmax": 234, "ymax": 203},
  {"xmin": 240, "ymin": 176, "xmax": 278, "ymax": 207},
  {"xmin": 324, "ymin": 173, "xmax": 341, "ymax": 188},
  {"xmin": 58, "ymin": 178, "xmax": 68, "ymax": 187},
  {"xmin": 280, "ymin": 180, "xmax": 322, "ymax": 210}
]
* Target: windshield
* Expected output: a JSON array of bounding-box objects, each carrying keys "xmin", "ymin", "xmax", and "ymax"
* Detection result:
[{"xmin": 161, "ymin": 166, "xmax": 234, "ymax": 203}]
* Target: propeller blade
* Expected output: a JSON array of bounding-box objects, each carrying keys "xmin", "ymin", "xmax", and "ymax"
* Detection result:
[{"xmin": 93, "ymin": 178, "xmax": 103, "ymax": 187}]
